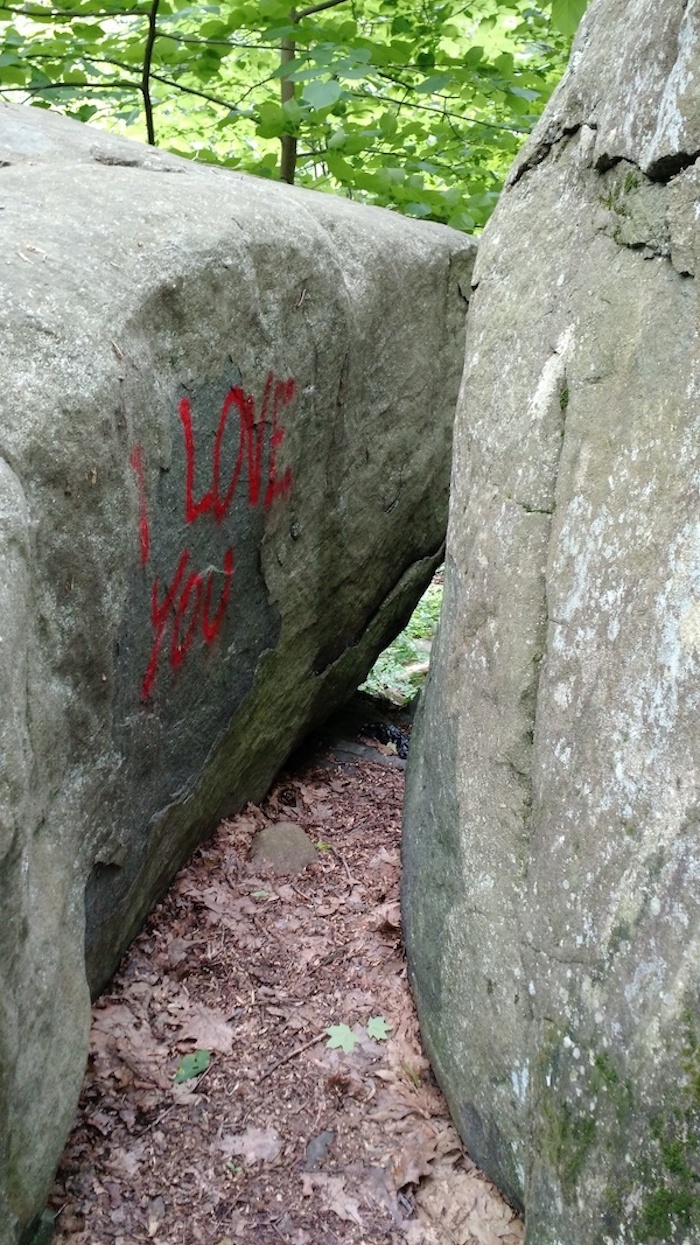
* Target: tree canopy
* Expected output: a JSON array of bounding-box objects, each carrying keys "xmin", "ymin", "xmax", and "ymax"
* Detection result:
[{"xmin": 0, "ymin": 0, "xmax": 589, "ymax": 229}]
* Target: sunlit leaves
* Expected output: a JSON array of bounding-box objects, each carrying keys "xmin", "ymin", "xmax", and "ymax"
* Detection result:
[{"xmin": 0, "ymin": 0, "xmax": 577, "ymax": 230}]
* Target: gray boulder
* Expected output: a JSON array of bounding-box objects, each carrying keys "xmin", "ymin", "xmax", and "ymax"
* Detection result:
[
  {"xmin": 0, "ymin": 102, "xmax": 475, "ymax": 1244},
  {"xmin": 403, "ymin": 1, "xmax": 700, "ymax": 1241}
]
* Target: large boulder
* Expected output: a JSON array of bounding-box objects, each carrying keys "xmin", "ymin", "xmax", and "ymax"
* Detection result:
[
  {"xmin": 0, "ymin": 102, "xmax": 475, "ymax": 1244},
  {"xmin": 403, "ymin": 1, "xmax": 700, "ymax": 1241}
]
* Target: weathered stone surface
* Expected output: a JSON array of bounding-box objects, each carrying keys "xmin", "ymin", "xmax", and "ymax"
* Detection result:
[
  {"xmin": 403, "ymin": 2, "xmax": 700, "ymax": 1241},
  {"xmin": 249, "ymin": 821, "xmax": 318, "ymax": 874},
  {"xmin": 0, "ymin": 102, "xmax": 475, "ymax": 1244}
]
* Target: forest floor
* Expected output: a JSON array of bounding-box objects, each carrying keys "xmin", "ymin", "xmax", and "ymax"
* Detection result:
[{"xmin": 50, "ymin": 699, "xmax": 524, "ymax": 1245}]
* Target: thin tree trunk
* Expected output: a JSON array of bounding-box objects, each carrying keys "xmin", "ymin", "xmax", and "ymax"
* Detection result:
[
  {"xmin": 142, "ymin": 0, "xmax": 160, "ymax": 145},
  {"xmin": 280, "ymin": 28, "xmax": 297, "ymax": 184},
  {"xmin": 279, "ymin": 0, "xmax": 347, "ymax": 184}
]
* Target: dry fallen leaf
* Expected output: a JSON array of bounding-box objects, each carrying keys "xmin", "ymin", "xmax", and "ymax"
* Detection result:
[
  {"xmin": 105, "ymin": 1144, "xmax": 145, "ymax": 1181},
  {"xmin": 388, "ymin": 1124, "xmax": 439, "ymax": 1191},
  {"xmin": 91, "ymin": 1002, "xmax": 171, "ymax": 1089},
  {"xmin": 170, "ymin": 1081, "xmax": 199, "ymax": 1105},
  {"xmin": 218, "ymin": 1126, "xmax": 283, "ymax": 1164},
  {"xmin": 175, "ymin": 1002, "xmax": 236, "ymax": 1054},
  {"xmin": 303, "ymin": 1174, "xmax": 364, "ymax": 1228},
  {"xmin": 415, "ymin": 1161, "xmax": 524, "ymax": 1245},
  {"xmin": 146, "ymin": 1195, "xmax": 165, "ymax": 1238}
]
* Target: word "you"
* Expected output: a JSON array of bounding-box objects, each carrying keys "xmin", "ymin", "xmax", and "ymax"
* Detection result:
[{"xmin": 131, "ymin": 371, "xmax": 295, "ymax": 700}]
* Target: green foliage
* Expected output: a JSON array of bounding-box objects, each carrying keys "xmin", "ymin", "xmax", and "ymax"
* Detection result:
[
  {"xmin": 326, "ymin": 1015, "xmax": 393, "ymax": 1050},
  {"xmin": 0, "ymin": 0, "xmax": 588, "ymax": 230},
  {"xmin": 366, "ymin": 1014, "xmax": 392, "ymax": 1041},
  {"xmin": 174, "ymin": 1048, "xmax": 210, "ymax": 1082},
  {"xmin": 405, "ymin": 581, "xmax": 442, "ymax": 640},
  {"xmin": 326, "ymin": 1022, "xmax": 357, "ymax": 1052},
  {"xmin": 361, "ymin": 580, "xmax": 442, "ymax": 703}
]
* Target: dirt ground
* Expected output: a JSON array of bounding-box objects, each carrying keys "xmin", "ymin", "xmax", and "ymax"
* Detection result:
[{"xmin": 50, "ymin": 711, "xmax": 524, "ymax": 1245}]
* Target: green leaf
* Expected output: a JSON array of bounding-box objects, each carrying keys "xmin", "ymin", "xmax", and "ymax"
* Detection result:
[
  {"xmin": 301, "ymin": 78, "xmax": 342, "ymax": 110},
  {"xmin": 551, "ymin": 0, "xmax": 589, "ymax": 37},
  {"xmin": 258, "ymin": 0, "xmax": 289, "ymax": 15},
  {"xmin": 326, "ymin": 1024, "xmax": 357, "ymax": 1053},
  {"xmin": 404, "ymin": 201, "xmax": 433, "ymax": 218},
  {"xmin": 71, "ymin": 22, "xmax": 105, "ymax": 41},
  {"xmin": 464, "ymin": 45, "xmax": 485, "ymax": 67},
  {"xmin": 174, "ymin": 1049, "xmax": 210, "ymax": 1083},
  {"xmin": 255, "ymin": 100, "xmax": 286, "ymax": 137},
  {"xmin": 199, "ymin": 20, "xmax": 231, "ymax": 37},
  {"xmin": 414, "ymin": 74, "xmax": 451, "ymax": 95},
  {"xmin": 282, "ymin": 97, "xmax": 304, "ymax": 124},
  {"xmin": 1, "ymin": 66, "xmax": 29, "ymax": 84},
  {"xmin": 367, "ymin": 1015, "xmax": 393, "ymax": 1041},
  {"xmin": 378, "ymin": 111, "xmax": 397, "ymax": 138}
]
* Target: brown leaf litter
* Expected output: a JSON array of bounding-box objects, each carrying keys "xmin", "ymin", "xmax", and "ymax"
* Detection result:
[{"xmin": 50, "ymin": 730, "xmax": 524, "ymax": 1245}]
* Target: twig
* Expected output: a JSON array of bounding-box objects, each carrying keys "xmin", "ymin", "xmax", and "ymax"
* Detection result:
[
  {"xmin": 331, "ymin": 846, "xmax": 355, "ymax": 886},
  {"xmin": 257, "ymin": 1031, "xmax": 325, "ymax": 1082},
  {"xmin": 140, "ymin": 1057, "xmax": 215, "ymax": 1133}
]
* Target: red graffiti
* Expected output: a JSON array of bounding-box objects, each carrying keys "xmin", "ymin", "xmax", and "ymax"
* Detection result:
[
  {"xmin": 131, "ymin": 372, "xmax": 294, "ymax": 700},
  {"xmin": 179, "ymin": 370, "xmax": 294, "ymax": 524}
]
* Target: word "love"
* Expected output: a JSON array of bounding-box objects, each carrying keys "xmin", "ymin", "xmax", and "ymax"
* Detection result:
[{"xmin": 131, "ymin": 371, "xmax": 295, "ymax": 701}]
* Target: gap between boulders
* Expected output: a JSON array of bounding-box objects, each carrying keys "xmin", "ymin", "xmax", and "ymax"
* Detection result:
[{"xmin": 49, "ymin": 701, "xmax": 523, "ymax": 1245}]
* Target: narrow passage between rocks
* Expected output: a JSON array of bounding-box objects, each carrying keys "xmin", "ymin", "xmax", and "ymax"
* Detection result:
[{"xmin": 51, "ymin": 719, "xmax": 523, "ymax": 1245}]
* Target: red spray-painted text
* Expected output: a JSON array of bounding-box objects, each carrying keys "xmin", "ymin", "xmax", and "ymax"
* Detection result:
[{"xmin": 131, "ymin": 371, "xmax": 295, "ymax": 700}]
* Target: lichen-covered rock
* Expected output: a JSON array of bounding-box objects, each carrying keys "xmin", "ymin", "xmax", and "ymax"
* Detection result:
[
  {"xmin": 0, "ymin": 102, "xmax": 475, "ymax": 1244},
  {"xmin": 403, "ymin": 2, "xmax": 700, "ymax": 1241}
]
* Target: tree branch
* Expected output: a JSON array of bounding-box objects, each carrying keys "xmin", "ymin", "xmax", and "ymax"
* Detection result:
[
  {"xmin": 147, "ymin": 69, "xmax": 239, "ymax": 110},
  {"xmin": 7, "ymin": 54, "xmax": 243, "ymax": 115},
  {"xmin": 352, "ymin": 85, "xmax": 529, "ymax": 133},
  {"xmin": 1, "ymin": 79, "xmax": 140, "ymax": 93},
  {"xmin": 296, "ymin": 0, "xmax": 346, "ymax": 17}
]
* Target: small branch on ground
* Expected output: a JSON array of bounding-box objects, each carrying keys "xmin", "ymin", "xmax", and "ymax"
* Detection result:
[{"xmin": 257, "ymin": 1031, "xmax": 325, "ymax": 1082}]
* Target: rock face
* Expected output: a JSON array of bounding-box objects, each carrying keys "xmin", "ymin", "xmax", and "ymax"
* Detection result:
[
  {"xmin": 403, "ymin": 2, "xmax": 700, "ymax": 1241},
  {"xmin": 0, "ymin": 102, "xmax": 475, "ymax": 1244}
]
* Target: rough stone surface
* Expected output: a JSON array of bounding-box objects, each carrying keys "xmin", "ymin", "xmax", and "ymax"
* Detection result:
[
  {"xmin": 249, "ymin": 821, "xmax": 318, "ymax": 874},
  {"xmin": 403, "ymin": 2, "xmax": 700, "ymax": 1242},
  {"xmin": 0, "ymin": 102, "xmax": 475, "ymax": 1245}
]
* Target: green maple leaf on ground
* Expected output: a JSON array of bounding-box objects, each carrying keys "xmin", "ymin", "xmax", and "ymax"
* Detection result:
[
  {"xmin": 326, "ymin": 1023, "xmax": 357, "ymax": 1053},
  {"xmin": 367, "ymin": 1015, "xmax": 392, "ymax": 1041},
  {"xmin": 174, "ymin": 1049, "xmax": 210, "ymax": 1083}
]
